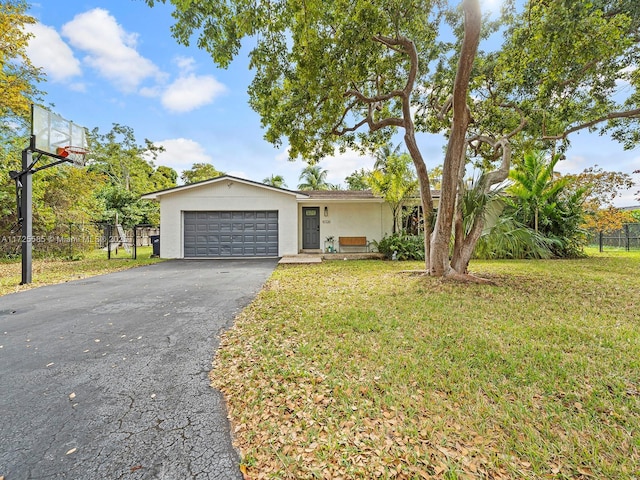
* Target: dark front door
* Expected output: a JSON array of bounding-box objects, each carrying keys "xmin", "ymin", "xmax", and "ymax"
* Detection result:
[{"xmin": 302, "ymin": 207, "xmax": 320, "ymax": 249}]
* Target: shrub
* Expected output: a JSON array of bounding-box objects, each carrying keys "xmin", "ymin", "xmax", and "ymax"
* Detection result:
[{"xmin": 372, "ymin": 232, "xmax": 425, "ymax": 261}]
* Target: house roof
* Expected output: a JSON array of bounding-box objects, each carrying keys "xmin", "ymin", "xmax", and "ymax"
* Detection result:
[
  {"xmin": 296, "ymin": 189, "xmax": 380, "ymax": 199},
  {"xmin": 140, "ymin": 174, "xmax": 441, "ymax": 202},
  {"xmin": 140, "ymin": 175, "xmax": 305, "ymax": 200}
]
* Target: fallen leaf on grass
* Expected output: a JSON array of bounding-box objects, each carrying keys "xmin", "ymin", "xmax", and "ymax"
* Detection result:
[{"xmin": 577, "ymin": 466, "xmax": 595, "ymax": 477}]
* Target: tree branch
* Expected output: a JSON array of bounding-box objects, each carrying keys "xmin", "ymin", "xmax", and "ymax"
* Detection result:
[
  {"xmin": 542, "ymin": 108, "xmax": 640, "ymax": 141},
  {"xmin": 344, "ymin": 88, "xmax": 406, "ymax": 104}
]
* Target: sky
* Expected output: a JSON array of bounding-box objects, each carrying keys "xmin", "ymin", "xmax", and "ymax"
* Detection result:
[{"xmin": 24, "ymin": 0, "xmax": 640, "ymax": 206}]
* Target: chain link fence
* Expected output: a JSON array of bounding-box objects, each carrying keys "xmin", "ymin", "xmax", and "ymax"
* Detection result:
[
  {"xmin": 0, "ymin": 222, "xmax": 100, "ymax": 258},
  {"xmin": 1, "ymin": 223, "xmax": 159, "ymax": 259},
  {"xmin": 588, "ymin": 223, "xmax": 640, "ymax": 251},
  {"xmin": 98, "ymin": 224, "xmax": 159, "ymax": 259}
]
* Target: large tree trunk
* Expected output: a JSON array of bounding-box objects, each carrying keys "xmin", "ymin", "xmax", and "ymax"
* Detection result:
[
  {"xmin": 397, "ymin": 38, "xmax": 434, "ymax": 271},
  {"xmin": 430, "ymin": 0, "xmax": 481, "ymax": 277}
]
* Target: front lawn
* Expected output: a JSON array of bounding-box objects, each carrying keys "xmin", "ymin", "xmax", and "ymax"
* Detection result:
[{"xmin": 212, "ymin": 251, "xmax": 640, "ymax": 479}]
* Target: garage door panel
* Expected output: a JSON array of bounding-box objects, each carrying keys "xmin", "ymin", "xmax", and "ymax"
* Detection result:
[{"xmin": 184, "ymin": 211, "xmax": 278, "ymax": 258}]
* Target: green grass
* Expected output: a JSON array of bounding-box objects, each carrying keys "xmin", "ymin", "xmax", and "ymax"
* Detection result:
[
  {"xmin": 0, "ymin": 247, "xmax": 164, "ymax": 296},
  {"xmin": 212, "ymin": 251, "xmax": 640, "ymax": 479}
]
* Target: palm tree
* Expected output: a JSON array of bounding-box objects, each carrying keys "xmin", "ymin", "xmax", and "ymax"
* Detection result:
[
  {"xmin": 508, "ymin": 150, "xmax": 570, "ymax": 233},
  {"xmin": 262, "ymin": 174, "xmax": 287, "ymax": 188},
  {"xmin": 297, "ymin": 165, "xmax": 332, "ymax": 190},
  {"xmin": 507, "ymin": 150, "xmax": 587, "ymax": 257},
  {"xmin": 368, "ymin": 153, "xmax": 417, "ymax": 233},
  {"xmin": 373, "ymin": 143, "xmax": 402, "ymax": 172}
]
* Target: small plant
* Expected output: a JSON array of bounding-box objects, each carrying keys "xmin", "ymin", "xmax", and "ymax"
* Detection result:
[
  {"xmin": 372, "ymin": 232, "xmax": 424, "ymax": 260},
  {"xmin": 325, "ymin": 236, "xmax": 336, "ymax": 253}
]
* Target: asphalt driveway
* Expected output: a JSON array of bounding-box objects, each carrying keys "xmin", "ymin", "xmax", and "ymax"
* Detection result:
[{"xmin": 0, "ymin": 259, "xmax": 278, "ymax": 479}]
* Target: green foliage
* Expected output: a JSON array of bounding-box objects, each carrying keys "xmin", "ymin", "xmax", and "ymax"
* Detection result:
[
  {"xmin": 495, "ymin": 1, "xmax": 640, "ymax": 148},
  {"xmin": 1, "ymin": 122, "xmax": 168, "ymax": 260},
  {"xmin": 87, "ymin": 124, "xmax": 170, "ymax": 227},
  {"xmin": 145, "ymin": 0, "xmax": 447, "ymax": 161},
  {"xmin": 368, "ymin": 153, "xmax": 417, "ymax": 233},
  {"xmin": 474, "ymin": 216, "xmax": 557, "ymax": 260},
  {"xmin": 95, "ymin": 186, "xmax": 158, "ymax": 228},
  {"xmin": 88, "ymin": 124, "xmax": 164, "ymax": 196},
  {"xmin": 150, "ymin": 165, "xmax": 178, "ymax": 191},
  {"xmin": 506, "ymin": 151, "xmax": 588, "ymax": 258},
  {"xmin": 262, "ymin": 174, "xmax": 287, "ymax": 188},
  {"xmin": 180, "ymin": 162, "xmax": 225, "ymax": 184},
  {"xmin": 372, "ymin": 232, "xmax": 424, "ymax": 261},
  {"xmin": 344, "ymin": 168, "xmax": 370, "ymax": 191},
  {"xmin": 0, "ymin": 0, "xmax": 45, "ymax": 126},
  {"xmin": 297, "ymin": 165, "xmax": 334, "ymax": 190}
]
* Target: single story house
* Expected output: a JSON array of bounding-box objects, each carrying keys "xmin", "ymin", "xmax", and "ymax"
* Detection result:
[{"xmin": 141, "ymin": 175, "xmax": 399, "ymax": 258}]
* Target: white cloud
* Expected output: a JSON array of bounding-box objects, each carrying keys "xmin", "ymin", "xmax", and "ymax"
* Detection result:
[
  {"xmin": 25, "ymin": 23, "xmax": 82, "ymax": 82},
  {"xmin": 174, "ymin": 56, "xmax": 197, "ymax": 73},
  {"xmin": 161, "ymin": 74, "xmax": 227, "ymax": 113},
  {"xmin": 271, "ymin": 146, "xmax": 376, "ymax": 188},
  {"xmin": 61, "ymin": 8, "xmax": 162, "ymax": 92},
  {"xmin": 68, "ymin": 82, "xmax": 87, "ymax": 93},
  {"xmin": 555, "ymin": 154, "xmax": 587, "ymax": 174},
  {"xmin": 139, "ymin": 86, "xmax": 163, "ymax": 98},
  {"xmin": 319, "ymin": 148, "xmax": 376, "ymax": 188},
  {"xmin": 150, "ymin": 138, "xmax": 214, "ymax": 176},
  {"xmin": 227, "ymin": 170, "xmax": 248, "ymax": 178}
]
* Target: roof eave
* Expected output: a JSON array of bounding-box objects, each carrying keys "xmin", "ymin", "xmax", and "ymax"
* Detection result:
[{"xmin": 140, "ymin": 175, "xmax": 306, "ymax": 200}]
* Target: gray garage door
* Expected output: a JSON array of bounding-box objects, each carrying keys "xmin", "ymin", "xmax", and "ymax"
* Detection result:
[{"xmin": 184, "ymin": 211, "xmax": 279, "ymax": 258}]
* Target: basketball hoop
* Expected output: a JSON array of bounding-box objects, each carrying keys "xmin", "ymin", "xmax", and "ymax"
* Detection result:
[{"xmin": 56, "ymin": 146, "xmax": 89, "ymax": 167}]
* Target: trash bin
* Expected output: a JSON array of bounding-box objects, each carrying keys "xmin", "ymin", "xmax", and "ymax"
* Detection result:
[{"xmin": 150, "ymin": 235, "xmax": 160, "ymax": 257}]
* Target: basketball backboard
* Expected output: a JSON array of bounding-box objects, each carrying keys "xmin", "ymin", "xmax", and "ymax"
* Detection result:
[{"xmin": 31, "ymin": 104, "xmax": 88, "ymax": 164}]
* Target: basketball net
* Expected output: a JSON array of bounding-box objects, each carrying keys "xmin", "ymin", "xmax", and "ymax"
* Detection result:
[{"xmin": 56, "ymin": 146, "xmax": 89, "ymax": 167}]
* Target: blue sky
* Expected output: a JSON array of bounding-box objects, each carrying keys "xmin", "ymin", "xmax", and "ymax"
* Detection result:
[{"xmin": 25, "ymin": 0, "xmax": 639, "ymax": 206}]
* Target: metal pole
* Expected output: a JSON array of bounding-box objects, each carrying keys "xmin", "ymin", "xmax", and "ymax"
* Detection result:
[
  {"xmin": 599, "ymin": 231, "xmax": 603, "ymax": 253},
  {"xmin": 21, "ymin": 149, "xmax": 33, "ymax": 284},
  {"xmin": 625, "ymin": 224, "xmax": 630, "ymax": 252}
]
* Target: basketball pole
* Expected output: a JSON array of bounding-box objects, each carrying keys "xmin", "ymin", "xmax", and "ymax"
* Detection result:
[
  {"xmin": 16, "ymin": 136, "xmax": 86, "ymax": 284},
  {"xmin": 21, "ymin": 141, "xmax": 33, "ymax": 285}
]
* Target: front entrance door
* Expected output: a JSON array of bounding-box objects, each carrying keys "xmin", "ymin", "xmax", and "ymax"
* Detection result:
[{"xmin": 302, "ymin": 207, "xmax": 320, "ymax": 249}]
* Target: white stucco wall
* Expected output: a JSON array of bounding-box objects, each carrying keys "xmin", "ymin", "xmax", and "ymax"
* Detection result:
[
  {"xmin": 156, "ymin": 180, "xmax": 299, "ymax": 258},
  {"xmin": 298, "ymin": 201, "xmax": 394, "ymax": 252}
]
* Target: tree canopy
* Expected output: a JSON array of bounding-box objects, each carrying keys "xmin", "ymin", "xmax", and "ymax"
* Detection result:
[
  {"xmin": 345, "ymin": 168, "xmax": 371, "ymax": 191},
  {"xmin": 180, "ymin": 162, "xmax": 225, "ymax": 185},
  {"xmin": 368, "ymin": 153, "xmax": 418, "ymax": 234},
  {"xmin": 0, "ymin": 0, "xmax": 44, "ymax": 129}
]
